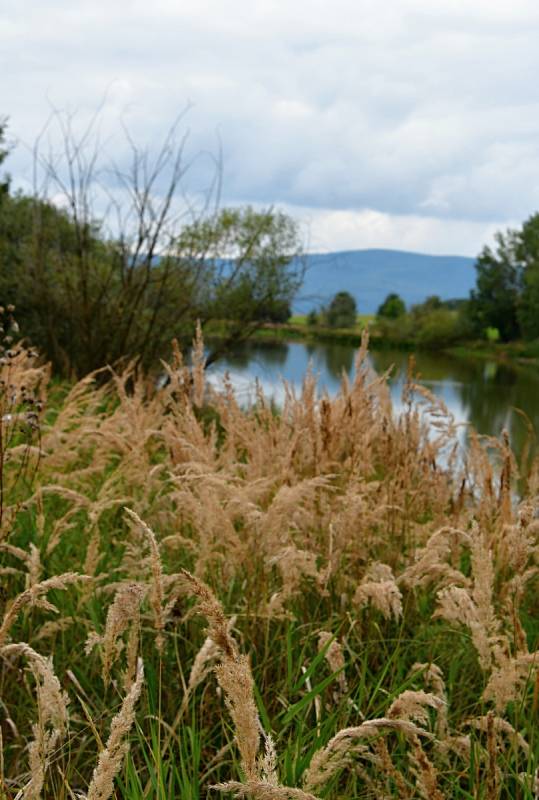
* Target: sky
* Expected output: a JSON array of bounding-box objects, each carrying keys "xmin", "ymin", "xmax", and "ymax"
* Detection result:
[{"xmin": 2, "ymin": 0, "xmax": 539, "ymax": 255}]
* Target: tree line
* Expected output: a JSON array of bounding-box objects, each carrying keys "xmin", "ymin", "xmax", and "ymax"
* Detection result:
[
  {"xmin": 371, "ymin": 214, "xmax": 539, "ymax": 349},
  {"xmin": 3, "ymin": 110, "xmax": 539, "ymax": 370}
]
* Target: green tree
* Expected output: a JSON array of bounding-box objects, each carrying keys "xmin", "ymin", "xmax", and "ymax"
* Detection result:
[
  {"xmin": 412, "ymin": 295, "xmax": 443, "ymax": 316},
  {"xmin": 516, "ymin": 213, "xmax": 539, "ymax": 340},
  {"xmin": 175, "ymin": 206, "xmax": 303, "ymax": 362},
  {"xmin": 325, "ymin": 291, "xmax": 357, "ymax": 328},
  {"xmin": 0, "ymin": 113, "xmax": 304, "ymax": 376},
  {"xmin": 466, "ymin": 213, "xmax": 539, "ymax": 341},
  {"xmin": 467, "ymin": 230, "xmax": 523, "ymax": 341},
  {"xmin": 377, "ymin": 292, "xmax": 406, "ymax": 319}
]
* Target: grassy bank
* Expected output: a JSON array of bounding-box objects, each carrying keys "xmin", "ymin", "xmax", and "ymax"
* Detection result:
[
  {"xmin": 0, "ymin": 339, "xmax": 538, "ymax": 798},
  {"xmin": 240, "ymin": 316, "xmax": 539, "ymax": 366},
  {"xmin": 237, "ymin": 315, "xmax": 377, "ymax": 347},
  {"xmin": 447, "ymin": 339, "xmax": 539, "ymax": 367}
]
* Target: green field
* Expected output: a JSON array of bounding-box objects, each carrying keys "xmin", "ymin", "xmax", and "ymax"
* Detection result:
[{"xmin": 289, "ymin": 313, "xmax": 374, "ymax": 328}]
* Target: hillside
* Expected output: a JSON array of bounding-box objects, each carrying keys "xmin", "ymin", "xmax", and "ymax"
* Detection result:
[{"xmin": 294, "ymin": 248, "xmax": 476, "ymax": 314}]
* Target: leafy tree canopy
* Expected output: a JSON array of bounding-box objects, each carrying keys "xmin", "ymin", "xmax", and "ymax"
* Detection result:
[
  {"xmin": 325, "ymin": 291, "xmax": 357, "ymax": 329},
  {"xmin": 466, "ymin": 213, "xmax": 539, "ymax": 342},
  {"xmin": 0, "ymin": 112, "xmax": 304, "ymax": 376},
  {"xmin": 377, "ymin": 292, "xmax": 406, "ymax": 319},
  {"xmin": 468, "ymin": 229, "xmax": 523, "ymax": 341}
]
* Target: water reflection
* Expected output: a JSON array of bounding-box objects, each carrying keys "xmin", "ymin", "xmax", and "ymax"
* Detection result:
[
  {"xmin": 305, "ymin": 342, "xmax": 355, "ymax": 380},
  {"xmin": 219, "ymin": 341, "xmax": 289, "ymax": 370},
  {"xmin": 208, "ymin": 340, "xmax": 539, "ymax": 463}
]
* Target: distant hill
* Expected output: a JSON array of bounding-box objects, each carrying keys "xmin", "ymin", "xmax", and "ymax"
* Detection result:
[{"xmin": 294, "ymin": 249, "xmax": 476, "ymax": 315}]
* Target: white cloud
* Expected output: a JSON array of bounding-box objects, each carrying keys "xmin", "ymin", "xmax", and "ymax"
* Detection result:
[
  {"xmin": 282, "ymin": 205, "xmax": 506, "ymax": 255},
  {"xmin": 2, "ymin": 0, "xmax": 539, "ymax": 253}
]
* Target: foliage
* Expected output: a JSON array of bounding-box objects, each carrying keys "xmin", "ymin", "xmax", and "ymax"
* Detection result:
[
  {"xmin": 412, "ymin": 294, "xmax": 443, "ymax": 315},
  {"xmin": 377, "ymin": 292, "xmax": 406, "ymax": 319},
  {"xmin": 516, "ymin": 213, "xmax": 539, "ymax": 340},
  {"xmin": 0, "ymin": 114, "xmax": 303, "ymax": 376},
  {"xmin": 466, "ymin": 213, "xmax": 539, "ymax": 342},
  {"xmin": 324, "ymin": 290, "xmax": 357, "ymax": 328},
  {"xmin": 485, "ymin": 326, "xmax": 501, "ymax": 343},
  {"xmin": 414, "ymin": 308, "xmax": 463, "ymax": 348},
  {"xmin": 468, "ymin": 230, "xmax": 523, "ymax": 341},
  {"xmin": 175, "ymin": 206, "xmax": 301, "ymax": 349},
  {"xmin": 306, "ymin": 309, "xmax": 319, "ymax": 326},
  {"xmin": 0, "ymin": 332, "xmax": 537, "ymax": 798},
  {"xmin": 372, "ymin": 297, "xmax": 471, "ymax": 349}
]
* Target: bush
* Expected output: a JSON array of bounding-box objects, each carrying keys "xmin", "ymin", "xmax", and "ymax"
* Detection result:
[
  {"xmin": 325, "ymin": 291, "xmax": 357, "ymax": 328},
  {"xmin": 377, "ymin": 292, "xmax": 406, "ymax": 319},
  {"xmin": 485, "ymin": 326, "xmax": 501, "ymax": 343},
  {"xmin": 0, "ymin": 115, "xmax": 304, "ymax": 377},
  {"xmin": 415, "ymin": 308, "xmax": 463, "ymax": 348}
]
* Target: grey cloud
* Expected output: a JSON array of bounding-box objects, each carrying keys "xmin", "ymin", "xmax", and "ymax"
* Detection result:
[{"xmin": 3, "ymin": 0, "xmax": 539, "ymax": 252}]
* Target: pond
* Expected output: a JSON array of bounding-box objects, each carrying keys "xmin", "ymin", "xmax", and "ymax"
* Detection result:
[{"xmin": 207, "ymin": 339, "xmax": 539, "ymax": 465}]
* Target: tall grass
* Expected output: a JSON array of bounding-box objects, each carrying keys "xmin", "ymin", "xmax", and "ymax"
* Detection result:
[{"xmin": 0, "ymin": 330, "xmax": 537, "ymax": 798}]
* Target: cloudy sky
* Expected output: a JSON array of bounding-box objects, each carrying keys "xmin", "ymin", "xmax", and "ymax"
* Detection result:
[{"xmin": 3, "ymin": 0, "xmax": 539, "ymax": 254}]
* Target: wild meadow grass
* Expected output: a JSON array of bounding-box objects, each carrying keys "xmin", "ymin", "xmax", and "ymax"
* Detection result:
[{"xmin": 0, "ymin": 327, "xmax": 538, "ymax": 798}]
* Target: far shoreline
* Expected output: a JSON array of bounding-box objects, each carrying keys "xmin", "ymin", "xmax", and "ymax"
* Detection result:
[{"xmin": 207, "ymin": 316, "xmax": 539, "ymax": 370}]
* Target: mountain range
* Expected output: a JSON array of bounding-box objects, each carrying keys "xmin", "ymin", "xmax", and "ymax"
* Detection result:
[{"xmin": 294, "ymin": 249, "xmax": 477, "ymax": 315}]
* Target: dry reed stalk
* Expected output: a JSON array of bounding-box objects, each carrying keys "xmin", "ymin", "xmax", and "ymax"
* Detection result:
[
  {"xmin": 483, "ymin": 649, "xmax": 539, "ymax": 711},
  {"xmin": 400, "ymin": 527, "xmax": 471, "ymax": 591},
  {"xmin": 466, "ymin": 715, "xmax": 529, "ymax": 756},
  {"xmin": 85, "ymin": 658, "xmax": 144, "ymax": 800},
  {"xmin": 303, "ymin": 719, "xmax": 432, "ymax": 793},
  {"xmin": 183, "ymin": 570, "xmax": 324, "ymax": 799},
  {"xmin": 33, "ymin": 617, "xmax": 75, "ymax": 642},
  {"xmin": 267, "ymin": 545, "xmax": 321, "ymax": 616},
  {"xmin": 387, "ymin": 690, "xmax": 445, "ymax": 726},
  {"xmin": 2, "ymin": 643, "xmax": 69, "ymax": 800},
  {"xmin": 85, "ymin": 582, "xmax": 145, "ymax": 686},
  {"xmin": 180, "ymin": 613, "xmax": 238, "ymax": 713},
  {"xmin": 317, "ymin": 632, "xmax": 348, "ymax": 702},
  {"xmin": 353, "ymin": 562, "xmax": 402, "ymax": 620},
  {"xmin": 210, "ymin": 781, "xmax": 319, "ymax": 799},
  {"xmin": 191, "ymin": 320, "xmax": 206, "ymax": 407},
  {"xmin": 485, "ymin": 711, "xmax": 499, "ymax": 800},
  {"xmin": 123, "ymin": 509, "xmax": 165, "ymax": 651},
  {"xmin": 387, "ymin": 689, "xmax": 445, "ymax": 800},
  {"xmin": 411, "ymin": 663, "xmax": 449, "ymax": 739},
  {"xmin": 1, "ymin": 644, "xmax": 69, "ymax": 734},
  {"xmin": 372, "ymin": 738, "xmax": 412, "ymax": 799},
  {"xmin": 0, "ymin": 573, "xmax": 90, "ymax": 648},
  {"xmin": 408, "ymin": 740, "xmax": 444, "ymax": 800},
  {"xmin": 432, "ymin": 524, "xmax": 502, "ymax": 675},
  {"xmin": 182, "ymin": 569, "xmax": 260, "ymax": 782}
]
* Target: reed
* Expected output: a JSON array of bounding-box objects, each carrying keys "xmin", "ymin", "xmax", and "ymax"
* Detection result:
[{"xmin": 0, "ymin": 330, "xmax": 537, "ymax": 798}]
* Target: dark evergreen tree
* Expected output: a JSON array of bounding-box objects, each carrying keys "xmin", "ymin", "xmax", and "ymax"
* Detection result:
[
  {"xmin": 377, "ymin": 292, "xmax": 406, "ymax": 319},
  {"xmin": 468, "ymin": 229, "xmax": 523, "ymax": 341},
  {"xmin": 326, "ymin": 291, "xmax": 357, "ymax": 328}
]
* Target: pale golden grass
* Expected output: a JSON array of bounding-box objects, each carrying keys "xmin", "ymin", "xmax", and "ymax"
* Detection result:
[
  {"xmin": 0, "ymin": 573, "xmax": 90, "ymax": 648},
  {"xmin": 85, "ymin": 658, "xmax": 144, "ymax": 800},
  {"xmin": 1, "ymin": 642, "xmax": 68, "ymax": 799},
  {"xmin": 0, "ymin": 332, "xmax": 538, "ymax": 797}
]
